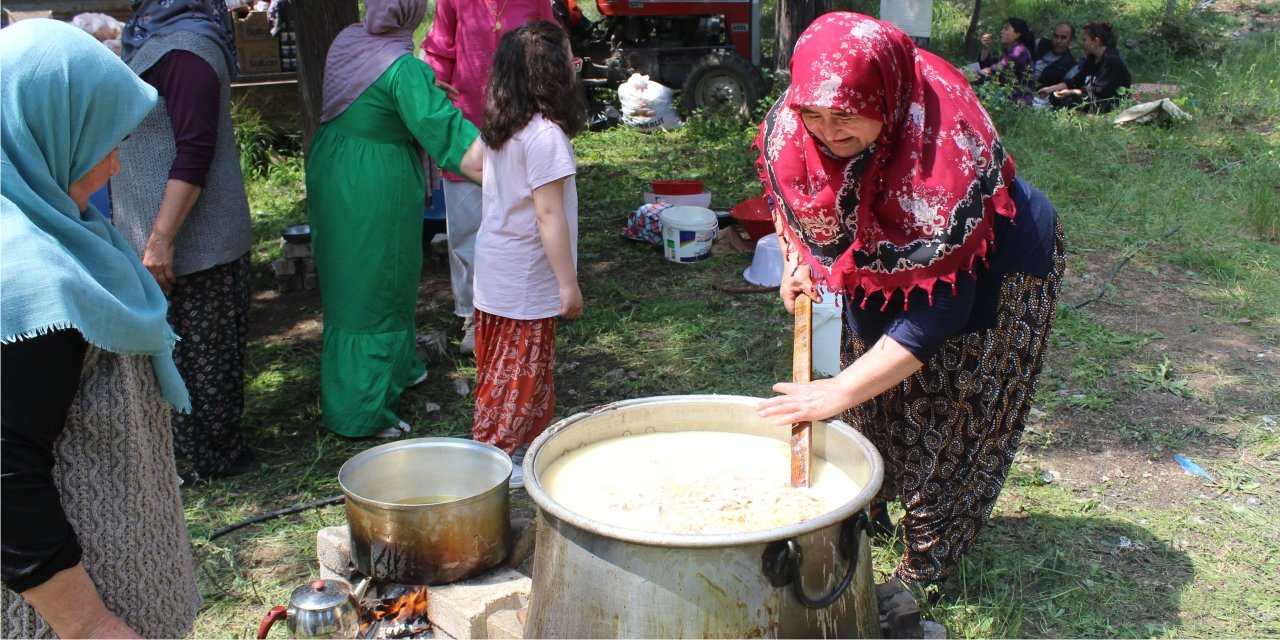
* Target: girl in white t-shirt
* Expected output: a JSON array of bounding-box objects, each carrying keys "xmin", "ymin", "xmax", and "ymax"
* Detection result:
[{"xmin": 473, "ymin": 21, "xmax": 587, "ymax": 487}]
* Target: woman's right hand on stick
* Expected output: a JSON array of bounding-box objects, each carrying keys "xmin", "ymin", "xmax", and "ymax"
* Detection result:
[{"xmin": 778, "ymin": 242, "xmax": 820, "ymax": 314}]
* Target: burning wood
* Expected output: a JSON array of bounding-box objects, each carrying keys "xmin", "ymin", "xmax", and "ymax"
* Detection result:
[{"xmin": 359, "ymin": 586, "xmax": 431, "ymax": 639}]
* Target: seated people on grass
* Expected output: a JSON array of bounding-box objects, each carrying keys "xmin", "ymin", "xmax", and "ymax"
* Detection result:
[
  {"xmin": 1039, "ymin": 21, "xmax": 1132, "ymax": 114},
  {"xmin": 1034, "ymin": 22, "xmax": 1079, "ymax": 88},
  {"xmin": 974, "ymin": 17, "xmax": 1036, "ymax": 104}
]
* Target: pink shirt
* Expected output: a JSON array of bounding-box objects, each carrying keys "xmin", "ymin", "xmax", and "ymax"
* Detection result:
[
  {"xmin": 474, "ymin": 115, "xmax": 578, "ymax": 320},
  {"xmin": 422, "ymin": 0, "xmax": 555, "ymax": 180}
]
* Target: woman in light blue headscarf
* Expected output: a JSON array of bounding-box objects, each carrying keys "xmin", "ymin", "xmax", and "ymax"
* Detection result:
[{"xmin": 1, "ymin": 19, "xmax": 200, "ymax": 639}]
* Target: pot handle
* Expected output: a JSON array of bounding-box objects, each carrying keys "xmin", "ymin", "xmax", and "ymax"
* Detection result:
[
  {"xmin": 761, "ymin": 511, "xmax": 867, "ymax": 609},
  {"xmin": 257, "ymin": 605, "xmax": 288, "ymax": 639}
]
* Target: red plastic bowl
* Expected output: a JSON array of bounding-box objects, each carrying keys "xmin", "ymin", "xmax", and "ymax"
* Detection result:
[
  {"xmin": 650, "ymin": 179, "xmax": 705, "ymax": 196},
  {"xmin": 730, "ymin": 195, "xmax": 774, "ymax": 241}
]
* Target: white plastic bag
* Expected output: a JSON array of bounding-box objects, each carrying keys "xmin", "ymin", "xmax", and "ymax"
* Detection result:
[
  {"xmin": 70, "ymin": 12, "xmax": 123, "ymax": 42},
  {"xmin": 617, "ymin": 73, "xmax": 682, "ymax": 131}
]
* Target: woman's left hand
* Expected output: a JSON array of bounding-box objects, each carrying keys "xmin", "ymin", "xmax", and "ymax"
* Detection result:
[
  {"xmin": 757, "ymin": 378, "xmax": 851, "ymax": 426},
  {"xmin": 142, "ymin": 231, "xmax": 177, "ymax": 294}
]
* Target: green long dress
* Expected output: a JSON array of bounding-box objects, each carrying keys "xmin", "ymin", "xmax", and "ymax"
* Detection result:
[{"xmin": 306, "ymin": 55, "xmax": 478, "ymax": 437}]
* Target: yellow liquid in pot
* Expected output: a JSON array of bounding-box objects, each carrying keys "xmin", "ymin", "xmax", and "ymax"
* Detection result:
[{"xmin": 541, "ymin": 431, "xmax": 860, "ymax": 534}]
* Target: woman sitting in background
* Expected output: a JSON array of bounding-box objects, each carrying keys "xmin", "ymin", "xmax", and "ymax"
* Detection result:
[
  {"xmin": 1039, "ymin": 21, "xmax": 1132, "ymax": 113},
  {"xmin": 2, "ymin": 19, "xmax": 199, "ymax": 639},
  {"xmin": 974, "ymin": 17, "xmax": 1036, "ymax": 104}
]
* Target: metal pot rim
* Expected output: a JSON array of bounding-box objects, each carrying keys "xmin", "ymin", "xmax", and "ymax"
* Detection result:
[
  {"xmin": 523, "ymin": 394, "xmax": 884, "ymax": 548},
  {"xmin": 339, "ymin": 437, "xmax": 512, "ymax": 508}
]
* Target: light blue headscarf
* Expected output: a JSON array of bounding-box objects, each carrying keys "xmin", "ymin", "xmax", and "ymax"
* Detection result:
[
  {"xmin": 121, "ymin": 0, "xmax": 238, "ymax": 77},
  {"xmin": 1, "ymin": 19, "xmax": 190, "ymax": 411}
]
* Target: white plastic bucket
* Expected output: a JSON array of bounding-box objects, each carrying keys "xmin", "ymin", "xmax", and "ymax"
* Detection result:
[
  {"xmin": 660, "ymin": 206, "xmax": 718, "ymax": 263},
  {"xmin": 812, "ymin": 288, "xmax": 842, "ymax": 377}
]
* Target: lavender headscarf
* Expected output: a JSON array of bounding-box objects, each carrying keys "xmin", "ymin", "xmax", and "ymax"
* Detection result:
[
  {"xmin": 121, "ymin": 0, "xmax": 237, "ymax": 77},
  {"xmin": 320, "ymin": 0, "xmax": 426, "ymax": 123}
]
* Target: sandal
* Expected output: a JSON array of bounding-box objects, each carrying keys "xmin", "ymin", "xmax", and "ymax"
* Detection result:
[{"xmin": 372, "ymin": 420, "xmax": 412, "ymax": 439}]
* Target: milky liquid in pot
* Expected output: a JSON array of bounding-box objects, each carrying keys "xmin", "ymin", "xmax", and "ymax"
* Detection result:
[{"xmin": 541, "ymin": 431, "xmax": 860, "ymax": 534}]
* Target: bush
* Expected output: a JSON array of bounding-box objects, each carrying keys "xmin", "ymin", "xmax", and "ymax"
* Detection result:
[{"xmin": 231, "ymin": 100, "xmax": 299, "ymax": 178}]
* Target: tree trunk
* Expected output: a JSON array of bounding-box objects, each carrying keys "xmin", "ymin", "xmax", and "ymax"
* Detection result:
[
  {"xmin": 962, "ymin": 0, "xmax": 983, "ymax": 59},
  {"xmin": 1165, "ymin": 0, "xmax": 1178, "ymax": 22},
  {"xmin": 774, "ymin": 0, "xmax": 833, "ymax": 73},
  {"xmin": 289, "ymin": 0, "xmax": 359, "ymax": 152}
]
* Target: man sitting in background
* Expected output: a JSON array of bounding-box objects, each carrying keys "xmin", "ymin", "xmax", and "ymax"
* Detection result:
[{"xmin": 1034, "ymin": 22, "xmax": 1079, "ymax": 88}]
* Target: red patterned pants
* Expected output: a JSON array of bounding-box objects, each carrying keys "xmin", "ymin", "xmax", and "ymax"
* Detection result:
[{"xmin": 472, "ymin": 310, "xmax": 557, "ymax": 454}]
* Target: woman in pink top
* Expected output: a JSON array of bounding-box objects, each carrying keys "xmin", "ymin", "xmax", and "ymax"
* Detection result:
[
  {"xmin": 473, "ymin": 21, "xmax": 586, "ymax": 489},
  {"xmin": 421, "ymin": 0, "xmax": 555, "ymax": 355}
]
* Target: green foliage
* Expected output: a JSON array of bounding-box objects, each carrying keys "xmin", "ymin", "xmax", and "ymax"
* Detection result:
[
  {"xmin": 1129, "ymin": 355, "xmax": 1194, "ymax": 397},
  {"xmin": 231, "ymin": 100, "xmax": 299, "ymax": 179}
]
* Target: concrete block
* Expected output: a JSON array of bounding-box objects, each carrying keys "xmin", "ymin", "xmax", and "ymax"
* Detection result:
[
  {"xmin": 282, "ymin": 240, "xmax": 314, "ymax": 259},
  {"xmin": 428, "ymin": 568, "xmax": 530, "ymax": 640},
  {"xmin": 271, "ymin": 258, "xmax": 297, "ymax": 276},
  {"xmin": 302, "ymin": 273, "xmax": 319, "ymax": 290},
  {"xmin": 485, "ymin": 608, "xmax": 524, "ymax": 639},
  {"xmin": 316, "ymin": 525, "xmax": 354, "ymax": 578},
  {"xmin": 299, "ymin": 257, "xmax": 317, "ymax": 273},
  {"xmin": 276, "ymin": 274, "xmax": 301, "ymax": 293}
]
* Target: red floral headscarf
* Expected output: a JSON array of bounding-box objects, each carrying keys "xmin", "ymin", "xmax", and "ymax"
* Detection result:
[{"xmin": 756, "ymin": 12, "xmax": 1018, "ymax": 305}]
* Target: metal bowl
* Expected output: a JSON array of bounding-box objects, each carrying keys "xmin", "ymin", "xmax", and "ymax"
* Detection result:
[
  {"xmin": 281, "ymin": 224, "xmax": 311, "ymax": 243},
  {"xmin": 339, "ymin": 438, "xmax": 512, "ymax": 584}
]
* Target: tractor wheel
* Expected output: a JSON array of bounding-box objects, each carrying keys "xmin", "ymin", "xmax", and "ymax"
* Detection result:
[{"xmin": 680, "ymin": 52, "xmax": 766, "ymax": 118}]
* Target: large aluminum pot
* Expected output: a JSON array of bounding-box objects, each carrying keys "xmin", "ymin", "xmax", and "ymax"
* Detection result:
[
  {"xmin": 524, "ymin": 395, "xmax": 884, "ymax": 639},
  {"xmin": 339, "ymin": 438, "xmax": 511, "ymax": 585}
]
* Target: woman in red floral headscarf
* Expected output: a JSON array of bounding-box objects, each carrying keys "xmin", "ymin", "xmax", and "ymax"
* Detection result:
[{"xmin": 756, "ymin": 12, "xmax": 1065, "ymax": 587}]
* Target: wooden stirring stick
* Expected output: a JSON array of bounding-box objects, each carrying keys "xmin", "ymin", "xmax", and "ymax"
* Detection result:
[{"xmin": 791, "ymin": 294, "xmax": 813, "ymax": 488}]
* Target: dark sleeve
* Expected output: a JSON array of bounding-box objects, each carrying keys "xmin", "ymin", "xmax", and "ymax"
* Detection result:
[
  {"xmin": 1037, "ymin": 54, "xmax": 1076, "ymax": 88},
  {"xmin": 141, "ymin": 50, "xmax": 221, "ymax": 188},
  {"xmin": 1, "ymin": 330, "xmax": 88, "ymax": 593},
  {"xmin": 1065, "ymin": 59, "xmax": 1089, "ymax": 89},
  {"xmin": 881, "ymin": 276, "xmax": 978, "ymax": 361},
  {"xmin": 1086, "ymin": 52, "xmax": 1132, "ymax": 105}
]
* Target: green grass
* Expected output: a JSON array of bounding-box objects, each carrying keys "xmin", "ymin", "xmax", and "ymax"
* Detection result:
[{"xmin": 197, "ymin": 3, "xmax": 1280, "ymax": 637}]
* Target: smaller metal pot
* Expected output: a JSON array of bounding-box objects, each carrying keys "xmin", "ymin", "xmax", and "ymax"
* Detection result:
[{"xmin": 257, "ymin": 578, "xmax": 367, "ymax": 639}]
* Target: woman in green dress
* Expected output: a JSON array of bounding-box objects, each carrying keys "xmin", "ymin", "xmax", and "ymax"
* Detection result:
[{"xmin": 307, "ymin": 0, "xmax": 483, "ymax": 438}]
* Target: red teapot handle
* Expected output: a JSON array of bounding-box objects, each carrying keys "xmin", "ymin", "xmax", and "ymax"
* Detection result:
[{"xmin": 257, "ymin": 605, "xmax": 288, "ymax": 639}]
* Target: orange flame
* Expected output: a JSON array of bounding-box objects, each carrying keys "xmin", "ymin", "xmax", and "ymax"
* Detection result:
[{"xmin": 374, "ymin": 586, "xmax": 429, "ymax": 624}]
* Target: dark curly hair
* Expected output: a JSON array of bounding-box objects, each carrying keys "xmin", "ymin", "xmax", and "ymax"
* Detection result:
[
  {"xmin": 1004, "ymin": 17, "xmax": 1036, "ymax": 52},
  {"xmin": 481, "ymin": 21, "xmax": 587, "ymax": 149},
  {"xmin": 1083, "ymin": 21, "xmax": 1117, "ymax": 49}
]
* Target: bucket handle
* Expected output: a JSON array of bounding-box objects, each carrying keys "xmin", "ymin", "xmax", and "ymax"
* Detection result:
[{"xmin": 761, "ymin": 511, "xmax": 867, "ymax": 609}]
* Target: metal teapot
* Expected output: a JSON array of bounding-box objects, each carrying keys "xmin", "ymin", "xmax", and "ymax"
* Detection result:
[{"xmin": 257, "ymin": 577, "xmax": 368, "ymax": 639}]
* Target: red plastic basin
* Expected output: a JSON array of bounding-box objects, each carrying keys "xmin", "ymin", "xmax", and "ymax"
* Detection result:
[
  {"xmin": 650, "ymin": 179, "xmax": 705, "ymax": 196},
  {"xmin": 730, "ymin": 195, "xmax": 774, "ymax": 241}
]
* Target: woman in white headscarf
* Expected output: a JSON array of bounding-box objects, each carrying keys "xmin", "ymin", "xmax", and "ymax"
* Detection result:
[{"xmin": 1, "ymin": 19, "xmax": 199, "ymax": 638}]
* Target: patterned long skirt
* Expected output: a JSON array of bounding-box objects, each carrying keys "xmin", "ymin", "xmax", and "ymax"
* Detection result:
[
  {"xmin": 168, "ymin": 253, "xmax": 252, "ymax": 476},
  {"xmin": 842, "ymin": 226, "xmax": 1065, "ymax": 586},
  {"xmin": 472, "ymin": 310, "xmax": 557, "ymax": 455}
]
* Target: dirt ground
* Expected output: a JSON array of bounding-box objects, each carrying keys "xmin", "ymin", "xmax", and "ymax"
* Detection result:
[{"xmin": 1027, "ymin": 246, "xmax": 1274, "ymax": 516}]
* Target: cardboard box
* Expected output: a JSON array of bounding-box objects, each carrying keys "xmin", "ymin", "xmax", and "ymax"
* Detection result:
[
  {"xmin": 2, "ymin": 9, "xmax": 52, "ymax": 26},
  {"xmin": 231, "ymin": 10, "xmax": 281, "ymax": 75},
  {"xmin": 237, "ymin": 39, "xmax": 281, "ymax": 75},
  {"xmin": 232, "ymin": 10, "xmax": 273, "ymax": 42}
]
